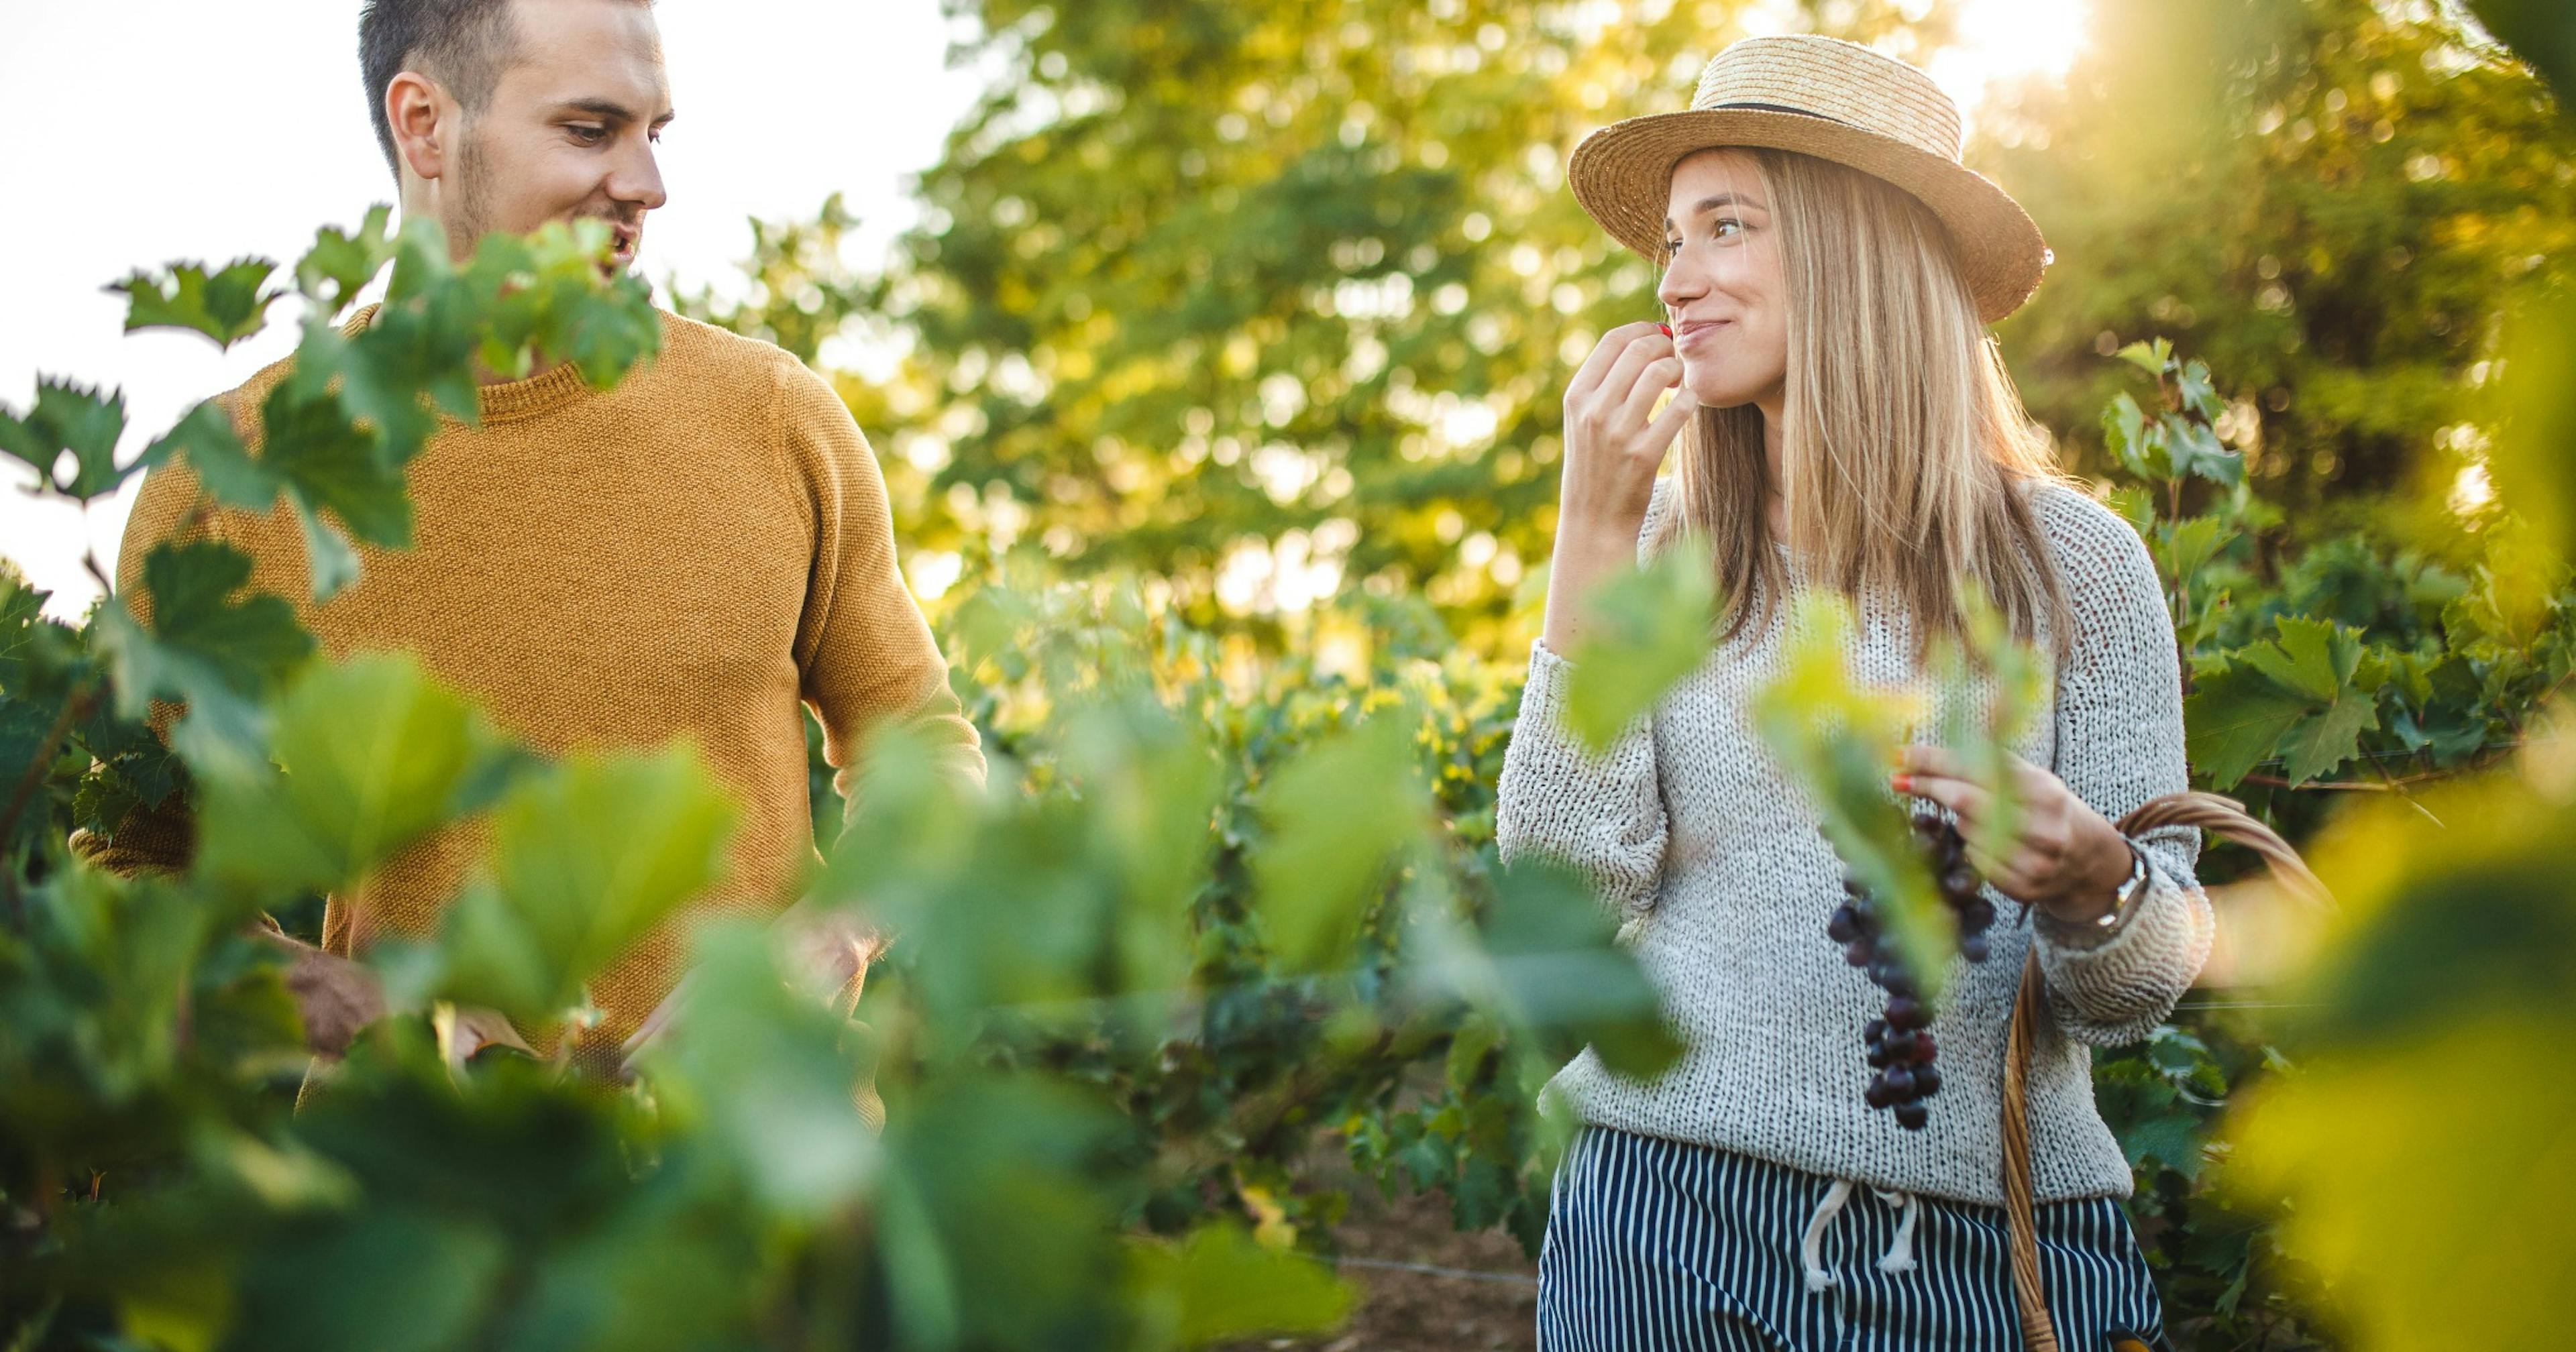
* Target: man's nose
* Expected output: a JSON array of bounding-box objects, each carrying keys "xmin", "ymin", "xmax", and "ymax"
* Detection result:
[{"xmin": 612, "ymin": 144, "xmax": 668, "ymax": 213}]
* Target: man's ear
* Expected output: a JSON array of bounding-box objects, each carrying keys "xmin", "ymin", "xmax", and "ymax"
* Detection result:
[{"xmin": 384, "ymin": 70, "xmax": 451, "ymax": 183}]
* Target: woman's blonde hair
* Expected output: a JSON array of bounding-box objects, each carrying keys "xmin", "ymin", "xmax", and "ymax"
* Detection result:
[{"xmin": 1658, "ymin": 148, "xmax": 2073, "ymax": 651}]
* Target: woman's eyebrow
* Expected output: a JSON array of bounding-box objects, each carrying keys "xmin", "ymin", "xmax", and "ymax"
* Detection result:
[{"xmin": 1664, "ymin": 191, "xmax": 1766, "ymax": 230}]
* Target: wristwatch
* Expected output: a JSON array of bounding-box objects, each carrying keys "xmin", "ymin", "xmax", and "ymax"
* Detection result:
[{"xmin": 2090, "ymin": 840, "xmax": 2151, "ymax": 932}]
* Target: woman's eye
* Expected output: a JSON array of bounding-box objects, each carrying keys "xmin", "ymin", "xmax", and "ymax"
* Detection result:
[
  {"xmin": 1713, "ymin": 217, "xmax": 1746, "ymax": 240},
  {"xmin": 568, "ymin": 125, "xmax": 608, "ymax": 145},
  {"xmin": 1664, "ymin": 238, "xmax": 1685, "ymax": 254}
]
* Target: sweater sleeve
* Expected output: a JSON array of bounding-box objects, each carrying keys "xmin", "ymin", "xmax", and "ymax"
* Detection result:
[
  {"xmin": 1493, "ymin": 482, "xmax": 1678, "ymax": 917},
  {"xmin": 775, "ymin": 359, "xmax": 986, "ymax": 815},
  {"xmin": 2028, "ymin": 486, "xmax": 2214, "ymax": 1046}
]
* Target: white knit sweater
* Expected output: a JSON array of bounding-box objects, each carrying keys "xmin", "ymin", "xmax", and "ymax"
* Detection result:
[{"xmin": 1497, "ymin": 479, "xmax": 2214, "ymax": 1206}]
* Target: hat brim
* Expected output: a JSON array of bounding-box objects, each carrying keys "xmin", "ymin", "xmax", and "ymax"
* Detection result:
[{"xmin": 1568, "ymin": 107, "xmax": 2048, "ymax": 323}]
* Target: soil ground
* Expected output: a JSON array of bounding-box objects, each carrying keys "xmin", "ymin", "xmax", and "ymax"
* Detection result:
[{"xmin": 1222, "ymin": 1172, "xmax": 1540, "ymax": 1352}]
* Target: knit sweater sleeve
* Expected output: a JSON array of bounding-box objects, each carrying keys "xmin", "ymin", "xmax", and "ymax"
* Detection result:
[
  {"xmin": 1493, "ymin": 482, "xmax": 1676, "ymax": 917},
  {"xmin": 2029, "ymin": 486, "xmax": 2214, "ymax": 1046},
  {"xmin": 775, "ymin": 358, "xmax": 986, "ymax": 815}
]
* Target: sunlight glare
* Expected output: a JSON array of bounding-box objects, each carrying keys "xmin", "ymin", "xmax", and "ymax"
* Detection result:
[{"xmin": 1925, "ymin": 0, "xmax": 2092, "ymax": 120}]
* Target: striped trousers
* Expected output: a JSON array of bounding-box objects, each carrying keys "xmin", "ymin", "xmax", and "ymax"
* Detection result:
[{"xmin": 1538, "ymin": 1127, "xmax": 2167, "ymax": 1351}]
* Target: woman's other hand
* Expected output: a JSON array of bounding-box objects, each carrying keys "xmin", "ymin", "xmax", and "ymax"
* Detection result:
[{"xmin": 1892, "ymin": 745, "xmax": 2138, "ymax": 926}]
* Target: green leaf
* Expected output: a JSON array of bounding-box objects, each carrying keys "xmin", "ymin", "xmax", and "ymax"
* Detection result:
[
  {"xmin": 1478, "ymin": 859, "xmax": 1682, "ymax": 1078},
  {"xmin": 641, "ymin": 920, "xmax": 880, "ymax": 1221},
  {"xmin": 0, "ymin": 378, "xmax": 131, "ymax": 500},
  {"xmin": 2237, "ymin": 616, "xmax": 2357, "ymax": 702},
  {"xmin": 1560, "ymin": 537, "xmax": 1717, "ymax": 752},
  {"xmin": 1251, "ymin": 712, "xmax": 1427, "ymax": 972},
  {"xmin": 1126, "ymin": 1223, "xmax": 1354, "ymax": 1351},
  {"xmin": 2102, "ymin": 391, "xmax": 2151, "ymax": 480},
  {"xmin": 195, "ymin": 654, "xmax": 509, "ymax": 897},
  {"xmin": 2276, "ymin": 692, "xmax": 2379, "ymax": 786},
  {"xmin": 2183, "ymin": 660, "xmax": 2311, "ymax": 791},
  {"xmin": 288, "ymin": 492, "xmax": 364, "ymax": 602},
  {"xmin": 95, "ymin": 541, "xmax": 315, "ymax": 765},
  {"xmin": 254, "ymin": 379, "xmax": 415, "ymax": 551},
  {"xmin": 1750, "ymin": 595, "xmax": 1953, "ymax": 997},
  {"xmin": 145, "ymin": 399, "xmax": 272, "ymax": 507},
  {"xmin": 295, "ymin": 205, "xmax": 397, "ymax": 315},
  {"xmin": 2159, "ymin": 515, "xmax": 2231, "ymax": 592},
  {"xmin": 2176, "ymin": 358, "xmax": 2221, "ymax": 420},
  {"xmin": 2115, "ymin": 337, "xmax": 2173, "ymax": 375},
  {"xmin": 107, "ymin": 257, "xmax": 280, "ymax": 348},
  {"xmin": 434, "ymin": 744, "xmax": 737, "ymax": 1021}
]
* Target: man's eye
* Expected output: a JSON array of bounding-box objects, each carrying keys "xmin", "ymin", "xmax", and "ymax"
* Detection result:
[{"xmin": 568, "ymin": 125, "xmax": 608, "ymax": 145}]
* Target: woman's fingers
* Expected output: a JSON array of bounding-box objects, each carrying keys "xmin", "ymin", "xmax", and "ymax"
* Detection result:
[
  {"xmin": 1896, "ymin": 767, "xmax": 1989, "ymax": 826},
  {"xmin": 1589, "ymin": 331, "xmax": 1676, "ymax": 425},
  {"xmin": 1616, "ymin": 353, "xmax": 1687, "ymax": 429},
  {"xmin": 1567, "ymin": 321, "xmax": 1669, "ymax": 404},
  {"xmin": 1640, "ymin": 381, "xmax": 1701, "ymax": 453}
]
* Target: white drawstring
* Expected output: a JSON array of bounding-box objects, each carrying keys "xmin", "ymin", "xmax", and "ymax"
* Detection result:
[
  {"xmin": 1799, "ymin": 1180, "xmax": 1855, "ymax": 1291},
  {"xmin": 1799, "ymin": 1180, "xmax": 1923, "ymax": 1290},
  {"xmin": 1876, "ymin": 1188, "xmax": 1921, "ymax": 1274}
]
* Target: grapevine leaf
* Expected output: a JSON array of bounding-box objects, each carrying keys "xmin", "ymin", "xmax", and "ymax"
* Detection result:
[
  {"xmin": 288, "ymin": 492, "xmax": 363, "ymax": 602},
  {"xmin": 640, "ymin": 920, "xmax": 880, "ymax": 1221},
  {"xmin": 2183, "ymin": 661, "xmax": 2310, "ymax": 791},
  {"xmin": 195, "ymin": 654, "xmax": 510, "ymax": 897},
  {"xmin": 2159, "ymin": 516, "xmax": 2231, "ymax": 591},
  {"xmin": 255, "ymin": 380, "xmax": 415, "ymax": 551},
  {"xmin": 1560, "ymin": 537, "xmax": 1717, "ymax": 752},
  {"xmin": 0, "ymin": 378, "xmax": 132, "ymax": 500},
  {"xmin": 1251, "ymin": 712, "xmax": 1426, "ymax": 972},
  {"xmin": 2115, "ymin": 338, "xmax": 2172, "ymax": 375},
  {"xmin": 107, "ymin": 257, "xmax": 280, "ymax": 348},
  {"xmin": 296, "ymin": 205, "xmax": 398, "ymax": 315},
  {"xmin": 1750, "ymin": 596, "xmax": 1950, "ymax": 996},
  {"xmin": 95, "ymin": 541, "xmax": 314, "ymax": 763},
  {"xmin": 434, "ymin": 744, "xmax": 737, "ymax": 1023},
  {"xmin": 2287, "ymin": 685, "xmax": 2380, "ymax": 777},
  {"xmin": 2236, "ymin": 616, "xmax": 2356, "ymax": 702},
  {"xmin": 2102, "ymin": 391, "xmax": 2151, "ymax": 479},
  {"xmin": 1126, "ymin": 1223, "xmax": 1354, "ymax": 1348},
  {"xmin": 2176, "ymin": 358, "xmax": 2221, "ymax": 420},
  {"xmin": 145, "ymin": 399, "xmax": 274, "ymax": 507},
  {"xmin": 1479, "ymin": 859, "xmax": 1682, "ymax": 1078}
]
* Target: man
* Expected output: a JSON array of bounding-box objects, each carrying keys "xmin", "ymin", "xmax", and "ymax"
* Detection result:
[{"xmin": 85, "ymin": 0, "xmax": 984, "ymax": 1065}]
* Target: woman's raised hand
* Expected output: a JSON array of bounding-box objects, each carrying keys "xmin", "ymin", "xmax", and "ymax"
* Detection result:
[{"xmin": 1542, "ymin": 323, "xmax": 1700, "ymax": 653}]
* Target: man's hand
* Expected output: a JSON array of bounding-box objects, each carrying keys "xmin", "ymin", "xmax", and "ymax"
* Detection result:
[{"xmin": 256, "ymin": 931, "xmax": 388, "ymax": 1058}]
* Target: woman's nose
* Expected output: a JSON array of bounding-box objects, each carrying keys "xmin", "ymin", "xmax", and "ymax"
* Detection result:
[{"xmin": 1657, "ymin": 258, "xmax": 1705, "ymax": 312}]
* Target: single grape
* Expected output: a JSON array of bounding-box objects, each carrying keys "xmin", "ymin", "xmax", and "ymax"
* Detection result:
[
  {"xmin": 1913, "ymin": 1064, "xmax": 1941, "ymax": 1098},
  {"xmin": 1885, "ymin": 995, "xmax": 1927, "ymax": 1030},
  {"xmin": 1893, "ymin": 1101, "xmax": 1929, "ymax": 1131}
]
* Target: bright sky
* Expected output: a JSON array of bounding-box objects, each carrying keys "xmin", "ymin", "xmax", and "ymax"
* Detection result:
[
  {"xmin": 0, "ymin": 0, "xmax": 987, "ymax": 618},
  {"xmin": 1, "ymin": 0, "xmax": 2089, "ymax": 622}
]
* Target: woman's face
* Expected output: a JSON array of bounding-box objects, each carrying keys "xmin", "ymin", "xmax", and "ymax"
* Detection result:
[{"xmin": 1659, "ymin": 148, "xmax": 1789, "ymax": 411}]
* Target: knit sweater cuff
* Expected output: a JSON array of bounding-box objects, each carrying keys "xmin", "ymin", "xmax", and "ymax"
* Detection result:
[
  {"xmin": 2033, "ymin": 851, "xmax": 2212, "ymax": 1041},
  {"xmin": 1520, "ymin": 640, "xmax": 1654, "ymax": 769}
]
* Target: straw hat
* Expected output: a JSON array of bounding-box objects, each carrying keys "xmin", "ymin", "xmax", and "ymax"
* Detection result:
[{"xmin": 1568, "ymin": 34, "xmax": 2051, "ymax": 323}]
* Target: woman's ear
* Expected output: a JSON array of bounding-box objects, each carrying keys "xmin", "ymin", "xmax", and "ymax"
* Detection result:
[{"xmin": 384, "ymin": 70, "xmax": 451, "ymax": 184}]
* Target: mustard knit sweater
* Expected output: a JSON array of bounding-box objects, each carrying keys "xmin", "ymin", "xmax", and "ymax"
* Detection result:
[{"xmin": 89, "ymin": 308, "xmax": 985, "ymax": 1049}]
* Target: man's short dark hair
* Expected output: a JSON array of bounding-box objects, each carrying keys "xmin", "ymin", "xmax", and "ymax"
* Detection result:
[{"xmin": 358, "ymin": 0, "xmax": 520, "ymax": 179}]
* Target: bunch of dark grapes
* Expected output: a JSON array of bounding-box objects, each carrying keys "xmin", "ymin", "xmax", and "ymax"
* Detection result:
[{"xmin": 1825, "ymin": 813, "xmax": 2000, "ymax": 1131}]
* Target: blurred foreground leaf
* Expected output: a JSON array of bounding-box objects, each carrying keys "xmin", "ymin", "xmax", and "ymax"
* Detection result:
[
  {"xmin": 1125, "ymin": 1223, "xmax": 1354, "ymax": 1350},
  {"xmin": 435, "ymin": 746, "xmax": 735, "ymax": 1024},
  {"xmin": 1250, "ymin": 712, "xmax": 1427, "ymax": 972},
  {"xmin": 1560, "ymin": 538, "xmax": 1717, "ymax": 753},
  {"xmin": 196, "ymin": 653, "xmax": 517, "ymax": 898}
]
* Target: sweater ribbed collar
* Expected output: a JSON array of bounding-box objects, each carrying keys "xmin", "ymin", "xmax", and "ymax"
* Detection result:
[{"xmin": 341, "ymin": 303, "xmax": 608, "ymax": 424}]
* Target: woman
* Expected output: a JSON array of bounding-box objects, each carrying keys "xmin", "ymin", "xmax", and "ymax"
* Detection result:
[{"xmin": 1497, "ymin": 34, "xmax": 2210, "ymax": 1351}]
